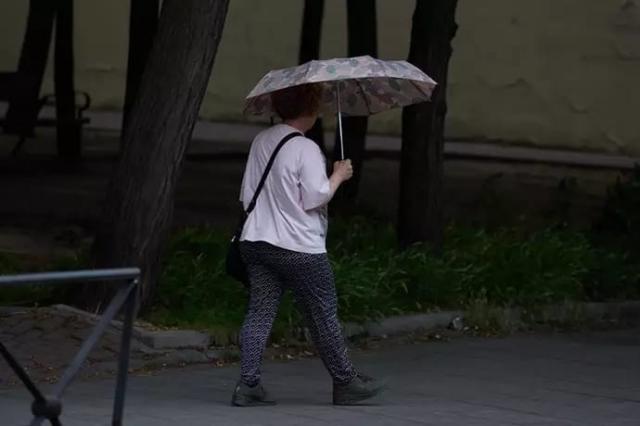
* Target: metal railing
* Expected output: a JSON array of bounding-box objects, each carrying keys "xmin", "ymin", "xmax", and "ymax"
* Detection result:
[{"xmin": 0, "ymin": 268, "xmax": 141, "ymax": 426}]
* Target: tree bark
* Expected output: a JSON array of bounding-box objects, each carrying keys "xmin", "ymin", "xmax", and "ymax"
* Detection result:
[
  {"xmin": 299, "ymin": 0, "xmax": 325, "ymax": 151},
  {"xmin": 87, "ymin": 0, "xmax": 230, "ymax": 311},
  {"xmin": 333, "ymin": 0, "xmax": 377, "ymax": 200},
  {"xmin": 122, "ymin": 0, "xmax": 159, "ymax": 134},
  {"xmin": 54, "ymin": 0, "xmax": 80, "ymax": 163},
  {"xmin": 398, "ymin": 0, "xmax": 458, "ymax": 251},
  {"xmin": 4, "ymin": 0, "xmax": 55, "ymax": 137}
]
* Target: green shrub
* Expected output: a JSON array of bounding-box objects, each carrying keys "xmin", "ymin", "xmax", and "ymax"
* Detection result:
[
  {"xmin": 0, "ymin": 253, "xmax": 55, "ymax": 306},
  {"xmin": 594, "ymin": 165, "xmax": 640, "ymax": 252},
  {"xmin": 438, "ymin": 228, "xmax": 590, "ymax": 306},
  {"xmin": 147, "ymin": 228, "xmax": 247, "ymax": 340},
  {"xmin": 584, "ymin": 249, "xmax": 640, "ymax": 301},
  {"xmin": 587, "ymin": 165, "xmax": 640, "ymax": 300},
  {"xmin": 151, "ymin": 218, "xmax": 639, "ymax": 334}
]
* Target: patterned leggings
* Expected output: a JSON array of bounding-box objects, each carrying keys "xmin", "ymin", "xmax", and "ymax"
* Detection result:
[{"xmin": 239, "ymin": 241, "xmax": 356, "ymax": 386}]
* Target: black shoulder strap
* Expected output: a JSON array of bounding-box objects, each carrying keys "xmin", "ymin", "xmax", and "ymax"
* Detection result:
[{"xmin": 245, "ymin": 131, "xmax": 301, "ymax": 214}]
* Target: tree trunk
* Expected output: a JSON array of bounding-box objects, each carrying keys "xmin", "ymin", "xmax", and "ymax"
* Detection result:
[
  {"xmin": 122, "ymin": 0, "xmax": 159, "ymax": 134},
  {"xmin": 87, "ymin": 0, "xmax": 230, "ymax": 311},
  {"xmin": 333, "ymin": 0, "xmax": 377, "ymax": 200},
  {"xmin": 299, "ymin": 0, "xmax": 325, "ymax": 151},
  {"xmin": 54, "ymin": 0, "xmax": 80, "ymax": 163},
  {"xmin": 4, "ymin": 0, "xmax": 55, "ymax": 137},
  {"xmin": 398, "ymin": 0, "xmax": 458, "ymax": 251}
]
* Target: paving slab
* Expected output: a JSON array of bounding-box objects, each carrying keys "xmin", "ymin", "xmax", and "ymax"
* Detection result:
[{"xmin": 1, "ymin": 328, "xmax": 638, "ymax": 425}]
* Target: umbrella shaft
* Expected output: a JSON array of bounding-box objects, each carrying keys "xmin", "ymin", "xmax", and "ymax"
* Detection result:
[{"xmin": 336, "ymin": 83, "xmax": 345, "ymax": 160}]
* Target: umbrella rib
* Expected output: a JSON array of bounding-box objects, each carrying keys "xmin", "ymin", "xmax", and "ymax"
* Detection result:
[
  {"xmin": 355, "ymin": 78, "xmax": 374, "ymax": 116},
  {"xmin": 303, "ymin": 60, "xmax": 312, "ymax": 86},
  {"xmin": 408, "ymin": 78, "xmax": 434, "ymax": 102}
]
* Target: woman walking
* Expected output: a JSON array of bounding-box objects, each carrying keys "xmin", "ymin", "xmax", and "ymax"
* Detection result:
[{"xmin": 232, "ymin": 83, "xmax": 384, "ymax": 406}]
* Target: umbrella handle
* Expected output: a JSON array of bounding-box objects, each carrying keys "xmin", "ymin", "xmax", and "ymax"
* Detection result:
[{"xmin": 336, "ymin": 82, "xmax": 345, "ymax": 160}]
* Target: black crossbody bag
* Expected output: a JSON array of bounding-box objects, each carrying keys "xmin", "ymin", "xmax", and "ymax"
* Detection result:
[{"xmin": 226, "ymin": 131, "xmax": 301, "ymax": 286}]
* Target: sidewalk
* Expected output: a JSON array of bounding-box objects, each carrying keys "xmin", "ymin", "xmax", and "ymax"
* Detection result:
[
  {"xmin": 2, "ymin": 328, "xmax": 639, "ymax": 425},
  {"xmin": 86, "ymin": 110, "xmax": 639, "ymax": 169},
  {"xmin": 1, "ymin": 106, "xmax": 637, "ymax": 168}
]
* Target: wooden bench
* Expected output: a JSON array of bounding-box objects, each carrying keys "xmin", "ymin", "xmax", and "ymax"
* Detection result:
[
  {"xmin": 1, "ymin": 73, "xmax": 91, "ymax": 156},
  {"xmin": 0, "ymin": 0, "xmax": 91, "ymax": 160}
]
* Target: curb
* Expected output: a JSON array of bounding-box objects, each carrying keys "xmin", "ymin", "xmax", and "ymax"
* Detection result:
[
  {"xmin": 51, "ymin": 304, "xmax": 210, "ymax": 350},
  {"xmin": 52, "ymin": 300, "xmax": 640, "ymax": 349},
  {"xmin": 343, "ymin": 311, "xmax": 465, "ymax": 339},
  {"xmin": 343, "ymin": 301, "xmax": 640, "ymax": 339}
]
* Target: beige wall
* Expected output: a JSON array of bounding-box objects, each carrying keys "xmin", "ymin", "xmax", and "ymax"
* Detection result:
[{"xmin": 1, "ymin": 0, "xmax": 639, "ymax": 155}]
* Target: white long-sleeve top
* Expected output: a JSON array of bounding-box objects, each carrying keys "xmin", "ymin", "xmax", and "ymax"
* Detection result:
[{"xmin": 239, "ymin": 124, "xmax": 330, "ymax": 254}]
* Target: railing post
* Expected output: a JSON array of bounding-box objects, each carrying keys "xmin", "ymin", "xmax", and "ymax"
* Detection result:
[
  {"xmin": 112, "ymin": 278, "xmax": 139, "ymax": 426},
  {"xmin": 0, "ymin": 268, "xmax": 140, "ymax": 426}
]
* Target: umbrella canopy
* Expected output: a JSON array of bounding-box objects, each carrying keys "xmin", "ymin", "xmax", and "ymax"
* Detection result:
[{"xmin": 244, "ymin": 55, "xmax": 437, "ymax": 117}]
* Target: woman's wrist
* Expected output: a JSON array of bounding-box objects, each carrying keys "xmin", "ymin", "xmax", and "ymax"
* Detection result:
[{"xmin": 328, "ymin": 173, "xmax": 344, "ymax": 198}]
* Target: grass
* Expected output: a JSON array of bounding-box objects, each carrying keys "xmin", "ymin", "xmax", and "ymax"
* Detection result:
[
  {"xmin": 3, "ymin": 170, "xmax": 639, "ymax": 341},
  {"xmin": 146, "ymin": 217, "xmax": 639, "ymax": 341},
  {"xmin": 0, "ymin": 251, "xmax": 87, "ymax": 307},
  {"xmin": 145, "ymin": 229, "xmax": 249, "ymax": 343},
  {"xmin": 2, "ymin": 218, "xmax": 637, "ymax": 341}
]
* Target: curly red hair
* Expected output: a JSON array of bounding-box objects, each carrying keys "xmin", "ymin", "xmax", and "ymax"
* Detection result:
[{"xmin": 271, "ymin": 83, "xmax": 322, "ymax": 120}]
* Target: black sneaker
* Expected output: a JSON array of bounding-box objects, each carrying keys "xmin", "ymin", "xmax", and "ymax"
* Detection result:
[
  {"xmin": 231, "ymin": 381, "xmax": 277, "ymax": 407},
  {"xmin": 333, "ymin": 373, "xmax": 386, "ymax": 406}
]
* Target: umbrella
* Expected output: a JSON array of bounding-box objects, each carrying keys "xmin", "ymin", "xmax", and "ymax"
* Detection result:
[{"xmin": 244, "ymin": 55, "xmax": 437, "ymax": 159}]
